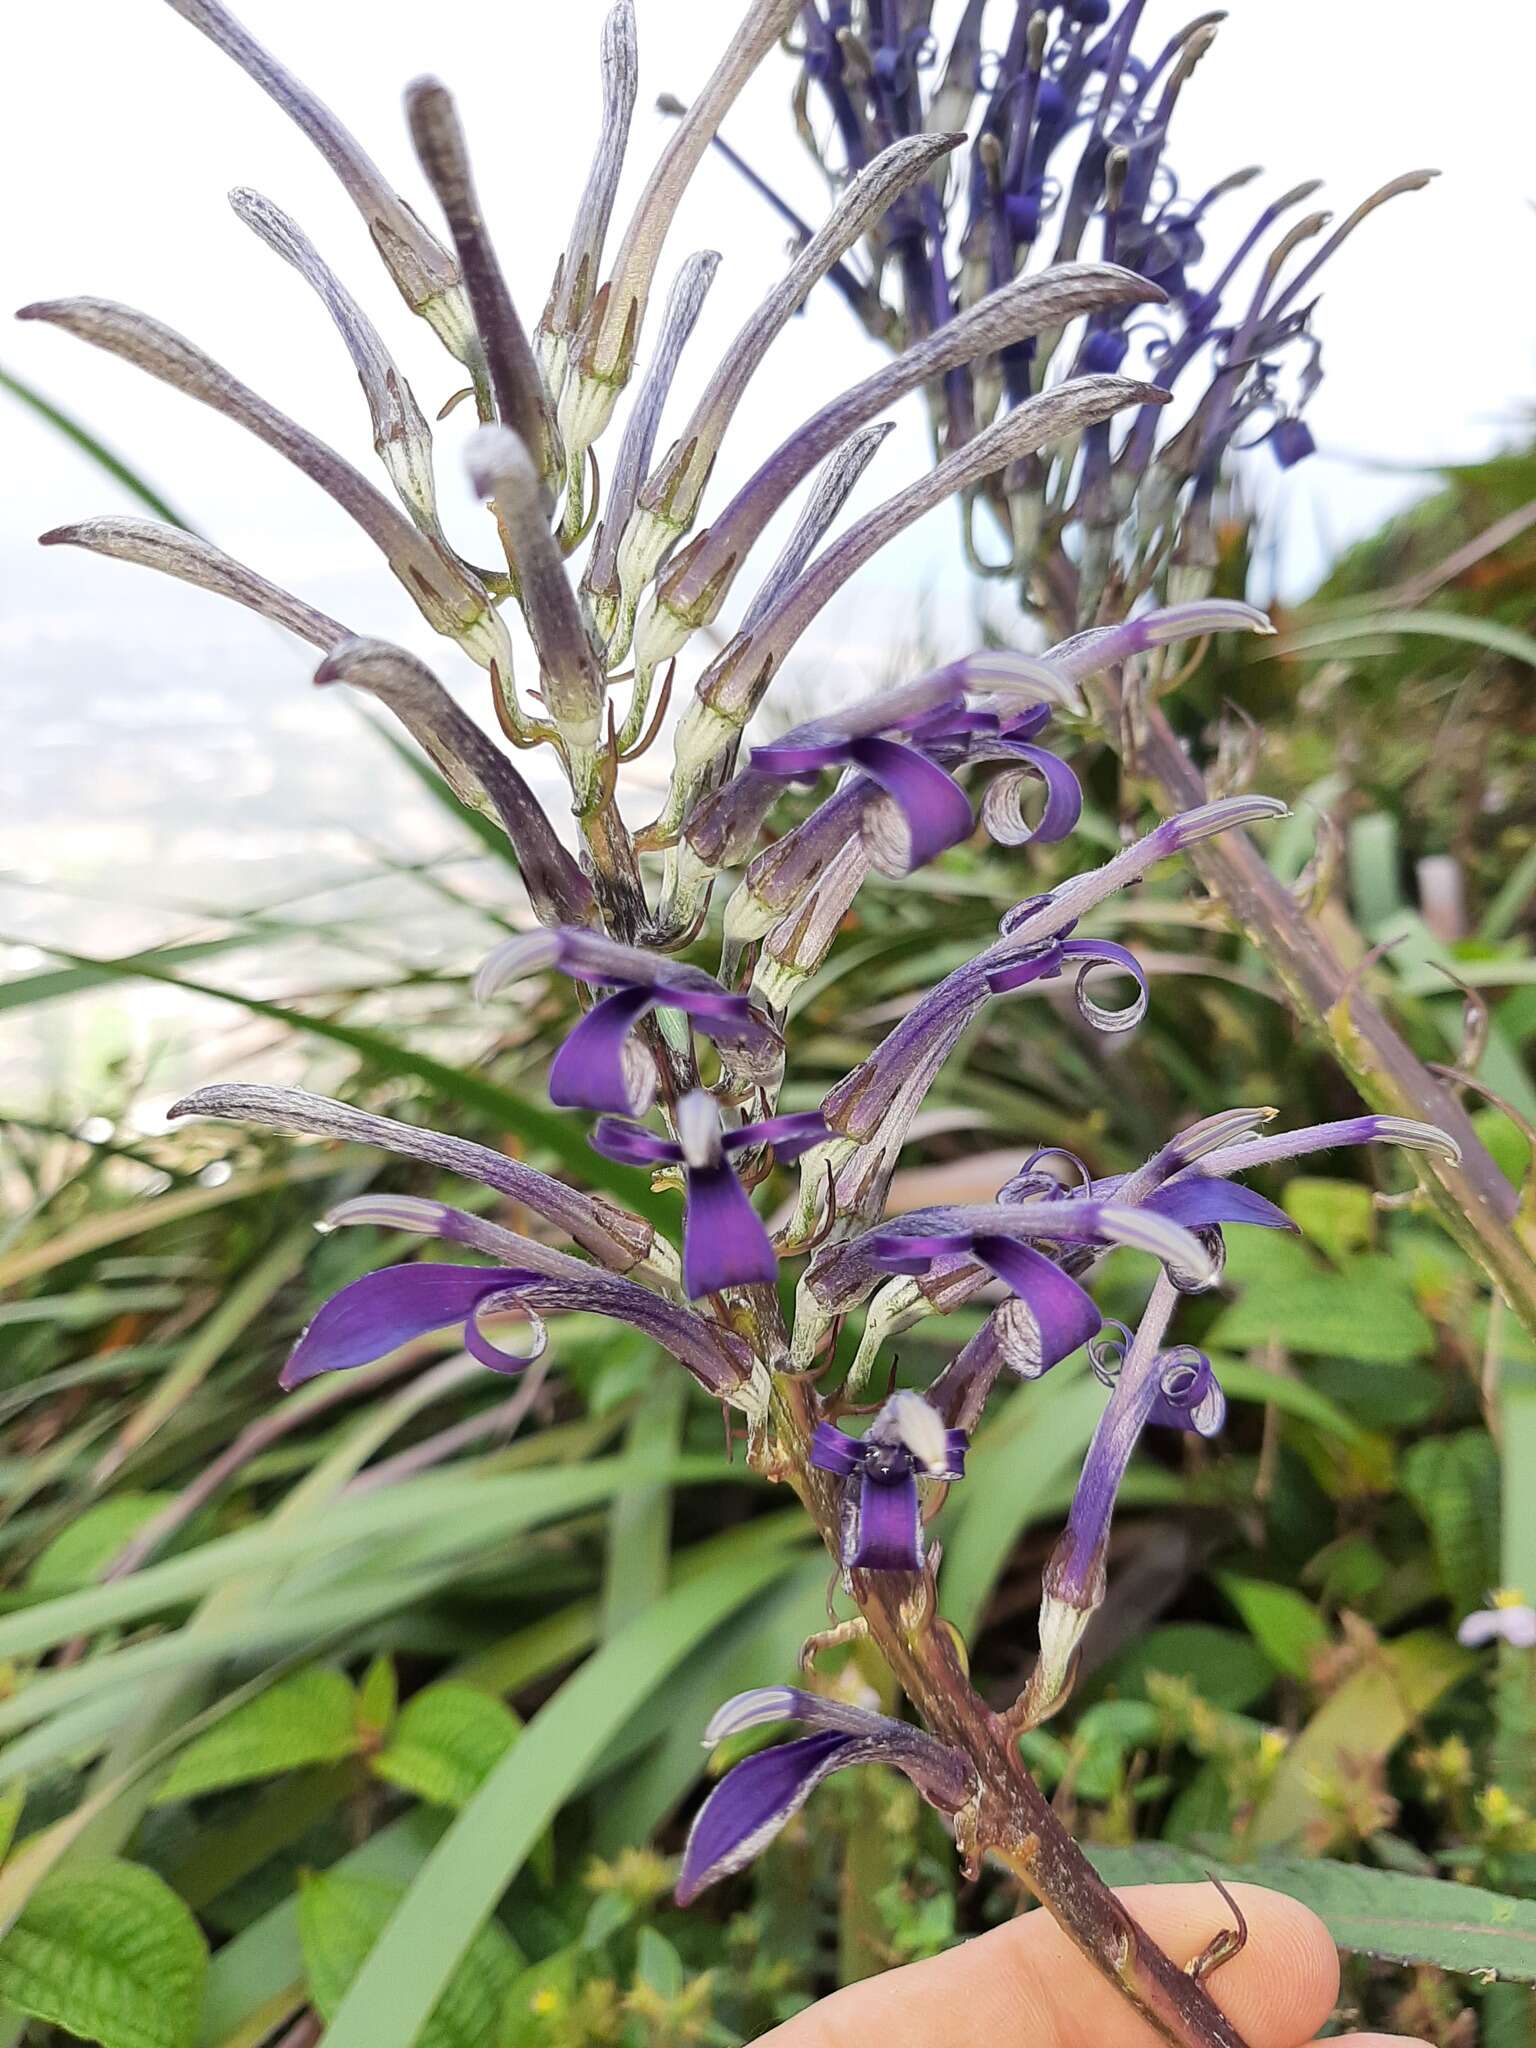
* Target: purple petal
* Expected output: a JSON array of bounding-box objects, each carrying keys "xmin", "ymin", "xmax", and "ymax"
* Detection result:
[
  {"xmin": 1057, "ymin": 939, "xmax": 1149, "ymax": 1033},
  {"xmin": 845, "ymin": 735, "xmax": 974, "ymax": 870},
  {"xmin": 281, "ymin": 1264, "xmax": 531, "ymax": 1389},
  {"xmin": 985, "ymin": 942, "xmax": 1066, "ymax": 997},
  {"xmin": 809, "ymin": 1423, "xmax": 865, "ymax": 1476},
  {"xmin": 749, "ymin": 738, "xmax": 846, "ymax": 777},
  {"xmin": 676, "ymin": 1732, "xmax": 856, "ymax": 1904},
  {"xmin": 589, "ymin": 1118, "xmax": 684, "ymax": 1169},
  {"xmin": 682, "ymin": 1162, "xmax": 778, "ymax": 1297},
  {"xmin": 848, "ymin": 1471, "xmax": 924, "ymax": 1573},
  {"xmin": 868, "ymin": 1229, "xmax": 978, "ymax": 1274},
  {"xmin": 1146, "ymin": 1348, "xmax": 1226, "ymax": 1436},
  {"xmin": 721, "ymin": 1110, "xmax": 832, "ymax": 1163},
  {"xmin": 549, "ymin": 986, "xmax": 659, "ymax": 1115},
  {"xmin": 1145, "ymin": 1175, "xmax": 1296, "ymax": 1233},
  {"xmin": 462, "ymin": 1286, "xmax": 548, "ymax": 1375},
  {"xmin": 973, "ymin": 1236, "xmax": 1101, "ymax": 1375},
  {"xmin": 978, "ymin": 740, "xmax": 1083, "ymax": 847},
  {"xmin": 944, "ymin": 1429, "xmax": 970, "ymax": 1476}
]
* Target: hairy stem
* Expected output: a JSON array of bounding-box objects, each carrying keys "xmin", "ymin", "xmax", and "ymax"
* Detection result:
[{"xmin": 770, "ymin": 1373, "xmax": 1252, "ymax": 2048}]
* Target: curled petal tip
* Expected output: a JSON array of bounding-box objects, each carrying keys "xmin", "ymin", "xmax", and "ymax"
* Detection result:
[
  {"xmin": 1166, "ymin": 794, "xmax": 1287, "ymax": 847},
  {"xmin": 1374, "ymin": 1116, "xmax": 1461, "ymax": 1163},
  {"xmin": 474, "ymin": 931, "xmax": 560, "ymax": 1004}
]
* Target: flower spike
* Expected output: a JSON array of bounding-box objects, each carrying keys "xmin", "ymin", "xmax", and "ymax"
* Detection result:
[
  {"xmin": 230, "ymin": 187, "xmax": 442, "ymax": 534},
  {"xmin": 537, "ymin": 0, "xmax": 639, "ymax": 389},
  {"xmin": 312, "ymin": 638, "xmax": 595, "ymax": 927},
  {"xmin": 19, "ymin": 299, "xmax": 512, "ymax": 676},
  {"xmin": 314, "ymin": 1194, "xmax": 753, "ymax": 1397}
]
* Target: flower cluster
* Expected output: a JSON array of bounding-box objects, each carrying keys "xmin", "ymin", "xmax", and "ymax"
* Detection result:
[
  {"xmin": 741, "ymin": 2, "xmax": 1433, "ymax": 620},
  {"xmin": 35, "ymin": 0, "xmax": 1457, "ymax": 1941}
]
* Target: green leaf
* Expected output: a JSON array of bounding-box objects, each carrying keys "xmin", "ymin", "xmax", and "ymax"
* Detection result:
[
  {"xmin": 634, "ymin": 1927, "xmax": 686, "ymax": 1999},
  {"xmin": 1401, "ymin": 1432, "xmax": 1502, "ymax": 1616},
  {"xmin": 1216, "ymin": 1576, "xmax": 1332, "ymax": 1681},
  {"xmin": 1281, "ymin": 1178, "xmax": 1377, "ymax": 1262},
  {"xmin": 152, "ymin": 1669, "xmax": 361, "ymax": 1804},
  {"xmin": 1208, "ymin": 1235, "xmax": 1434, "ymax": 1363},
  {"xmin": 1092, "ymin": 1624, "xmax": 1277, "ymax": 1713},
  {"xmin": 1088, "ymin": 1846, "xmax": 1536, "ymax": 1980},
  {"xmin": 372, "ymin": 1684, "xmax": 521, "ymax": 1811},
  {"xmin": 298, "ymin": 1872, "xmax": 518, "ymax": 2048},
  {"xmin": 26, "ymin": 1496, "xmax": 176, "ymax": 1594},
  {"xmin": 313, "ymin": 1519, "xmax": 804, "ymax": 2048},
  {"xmin": 357, "ymin": 1656, "xmax": 398, "ymax": 1741},
  {"xmin": 0, "ymin": 1858, "xmax": 207, "ymax": 2048},
  {"xmin": 1252, "ymin": 1630, "xmax": 1475, "ymax": 1846}
]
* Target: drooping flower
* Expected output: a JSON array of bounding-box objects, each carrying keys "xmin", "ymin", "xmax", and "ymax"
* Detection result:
[
  {"xmin": 676, "ymin": 1688, "xmax": 971, "ymax": 1904},
  {"xmin": 476, "ymin": 928, "xmax": 780, "ymax": 1115},
  {"xmin": 1027, "ymin": 1293, "xmax": 1227, "ymax": 1721},
  {"xmin": 281, "ymin": 1193, "xmax": 753, "ymax": 1398},
  {"xmin": 810, "ymin": 1391, "xmax": 967, "ymax": 1574},
  {"xmin": 592, "ymin": 1091, "xmax": 828, "ymax": 1298}
]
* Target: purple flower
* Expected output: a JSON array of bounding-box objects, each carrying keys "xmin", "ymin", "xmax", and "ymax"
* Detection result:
[
  {"xmin": 592, "ymin": 1090, "xmax": 829, "ymax": 1298},
  {"xmin": 810, "ymin": 1391, "xmax": 967, "ymax": 1574},
  {"xmin": 281, "ymin": 1193, "xmax": 753, "ymax": 1397},
  {"xmin": 1025, "ymin": 1303, "xmax": 1226, "ymax": 1720},
  {"xmin": 281, "ymin": 1261, "xmax": 550, "ymax": 1388},
  {"xmin": 747, "ymin": 682, "xmax": 977, "ymax": 873},
  {"xmin": 676, "ymin": 1687, "xmax": 971, "ymax": 1904},
  {"xmin": 477, "ymin": 928, "xmax": 780, "ymax": 1116}
]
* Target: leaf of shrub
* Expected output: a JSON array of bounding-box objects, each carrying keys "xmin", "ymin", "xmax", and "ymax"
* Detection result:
[
  {"xmin": 0, "ymin": 1858, "xmax": 207, "ymax": 2048},
  {"xmin": 1210, "ymin": 1237, "xmax": 1433, "ymax": 1363},
  {"xmin": 298, "ymin": 1872, "xmax": 518, "ymax": 2048},
  {"xmin": 371, "ymin": 1683, "xmax": 520, "ymax": 1810},
  {"xmin": 1094, "ymin": 1624, "xmax": 1276, "ymax": 1712},
  {"xmin": 26, "ymin": 1495, "xmax": 176, "ymax": 1594},
  {"xmin": 153, "ymin": 1668, "xmax": 360, "ymax": 1803},
  {"xmin": 1088, "ymin": 1846, "xmax": 1536, "ymax": 1979},
  {"xmin": 1402, "ymin": 1431, "xmax": 1501, "ymax": 1615},
  {"xmin": 1217, "ymin": 1575, "xmax": 1331, "ymax": 1680}
]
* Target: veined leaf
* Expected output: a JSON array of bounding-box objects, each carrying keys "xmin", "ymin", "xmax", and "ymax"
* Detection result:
[
  {"xmin": 0, "ymin": 1858, "xmax": 207, "ymax": 2048},
  {"xmin": 152, "ymin": 1668, "xmax": 361, "ymax": 1804},
  {"xmin": 1401, "ymin": 1431, "xmax": 1501, "ymax": 1616},
  {"xmin": 1089, "ymin": 1846, "xmax": 1536, "ymax": 1980},
  {"xmin": 1216, "ymin": 1575, "xmax": 1332, "ymax": 1681},
  {"xmin": 371, "ymin": 1683, "xmax": 520, "ymax": 1811}
]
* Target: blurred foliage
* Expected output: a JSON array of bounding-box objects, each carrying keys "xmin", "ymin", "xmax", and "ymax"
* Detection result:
[{"xmin": 3, "ymin": 445, "xmax": 1536, "ymax": 2045}]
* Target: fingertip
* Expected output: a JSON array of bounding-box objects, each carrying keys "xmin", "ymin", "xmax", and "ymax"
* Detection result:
[{"xmin": 1107, "ymin": 1882, "xmax": 1340, "ymax": 2048}]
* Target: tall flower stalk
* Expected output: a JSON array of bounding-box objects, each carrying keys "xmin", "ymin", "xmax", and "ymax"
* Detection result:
[
  {"xmin": 759, "ymin": 0, "xmax": 1536, "ymax": 1340},
  {"xmin": 28, "ymin": 5, "xmax": 1478, "ymax": 2043}
]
